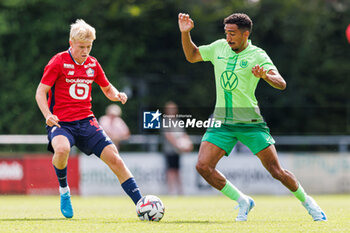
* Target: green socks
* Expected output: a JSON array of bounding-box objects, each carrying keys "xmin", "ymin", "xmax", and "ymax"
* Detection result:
[
  {"xmin": 221, "ymin": 180, "xmax": 307, "ymax": 203},
  {"xmin": 291, "ymin": 183, "xmax": 307, "ymax": 202},
  {"xmin": 220, "ymin": 180, "xmax": 244, "ymax": 201}
]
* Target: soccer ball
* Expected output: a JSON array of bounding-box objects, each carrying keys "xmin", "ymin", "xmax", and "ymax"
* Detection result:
[{"xmin": 136, "ymin": 195, "xmax": 165, "ymax": 221}]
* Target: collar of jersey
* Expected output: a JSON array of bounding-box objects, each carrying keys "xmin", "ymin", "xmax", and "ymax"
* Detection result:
[
  {"xmin": 68, "ymin": 48, "xmax": 86, "ymax": 65},
  {"xmin": 230, "ymin": 39, "xmax": 252, "ymax": 56}
]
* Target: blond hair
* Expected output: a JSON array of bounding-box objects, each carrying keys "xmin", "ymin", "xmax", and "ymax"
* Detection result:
[{"xmin": 69, "ymin": 19, "xmax": 96, "ymax": 42}]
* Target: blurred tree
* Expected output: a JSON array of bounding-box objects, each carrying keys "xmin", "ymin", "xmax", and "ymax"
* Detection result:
[{"xmin": 0, "ymin": 0, "xmax": 348, "ymax": 138}]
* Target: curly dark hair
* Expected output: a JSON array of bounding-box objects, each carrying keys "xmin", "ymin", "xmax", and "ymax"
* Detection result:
[{"xmin": 224, "ymin": 13, "xmax": 253, "ymax": 34}]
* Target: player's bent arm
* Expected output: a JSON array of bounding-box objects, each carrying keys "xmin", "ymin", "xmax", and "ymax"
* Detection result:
[
  {"xmin": 178, "ymin": 13, "xmax": 202, "ymax": 63},
  {"xmin": 35, "ymin": 83, "xmax": 53, "ymax": 119},
  {"xmin": 263, "ymin": 70, "xmax": 287, "ymax": 90},
  {"xmin": 35, "ymin": 83, "xmax": 61, "ymax": 127},
  {"xmin": 181, "ymin": 32, "xmax": 203, "ymax": 63},
  {"xmin": 100, "ymin": 84, "xmax": 119, "ymax": 101},
  {"xmin": 252, "ymin": 65, "xmax": 286, "ymax": 90},
  {"xmin": 100, "ymin": 84, "xmax": 128, "ymax": 104}
]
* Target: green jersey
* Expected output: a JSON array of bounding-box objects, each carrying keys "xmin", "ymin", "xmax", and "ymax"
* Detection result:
[{"xmin": 199, "ymin": 39, "xmax": 277, "ymax": 124}]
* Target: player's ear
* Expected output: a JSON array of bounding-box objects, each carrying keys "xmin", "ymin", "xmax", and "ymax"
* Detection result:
[
  {"xmin": 69, "ymin": 40, "xmax": 73, "ymax": 47},
  {"xmin": 243, "ymin": 30, "xmax": 250, "ymax": 39}
]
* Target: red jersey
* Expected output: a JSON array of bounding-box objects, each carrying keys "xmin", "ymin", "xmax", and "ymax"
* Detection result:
[{"xmin": 41, "ymin": 50, "xmax": 110, "ymax": 122}]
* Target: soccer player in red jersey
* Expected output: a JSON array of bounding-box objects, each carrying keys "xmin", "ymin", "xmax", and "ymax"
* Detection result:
[{"xmin": 35, "ymin": 19, "xmax": 142, "ymax": 218}]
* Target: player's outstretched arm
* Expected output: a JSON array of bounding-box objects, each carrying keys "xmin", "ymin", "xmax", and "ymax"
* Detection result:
[
  {"xmin": 252, "ymin": 65, "xmax": 287, "ymax": 90},
  {"xmin": 178, "ymin": 13, "xmax": 203, "ymax": 63},
  {"xmin": 35, "ymin": 83, "xmax": 61, "ymax": 127},
  {"xmin": 101, "ymin": 84, "xmax": 128, "ymax": 104}
]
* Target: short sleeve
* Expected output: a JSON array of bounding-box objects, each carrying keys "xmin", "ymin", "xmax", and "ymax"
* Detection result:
[
  {"xmin": 94, "ymin": 61, "xmax": 110, "ymax": 87},
  {"xmin": 198, "ymin": 39, "xmax": 223, "ymax": 62},
  {"xmin": 40, "ymin": 55, "xmax": 61, "ymax": 87},
  {"xmin": 257, "ymin": 50, "xmax": 277, "ymax": 72},
  {"xmin": 199, "ymin": 44, "xmax": 214, "ymax": 62}
]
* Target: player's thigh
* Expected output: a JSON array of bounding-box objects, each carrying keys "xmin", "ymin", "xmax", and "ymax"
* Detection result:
[
  {"xmin": 47, "ymin": 125, "xmax": 75, "ymax": 154},
  {"xmin": 238, "ymin": 126, "xmax": 275, "ymax": 155},
  {"xmin": 256, "ymin": 144, "xmax": 283, "ymax": 171},
  {"xmin": 76, "ymin": 117, "xmax": 113, "ymax": 156},
  {"xmin": 198, "ymin": 141, "xmax": 226, "ymax": 168},
  {"xmin": 201, "ymin": 126, "xmax": 238, "ymax": 156}
]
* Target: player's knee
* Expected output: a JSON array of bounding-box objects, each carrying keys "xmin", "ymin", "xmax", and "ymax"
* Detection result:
[
  {"xmin": 107, "ymin": 154, "xmax": 125, "ymax": 169},
  {"xmin": 52, "ymin": 145, "xmax": 70, "ymax": 168},
  {"xmin": 54, "ymin": 145, "xmax": 70, "ymax": 157},
  {"xmin": 196, "ymin": 162, "xmax": 210, "ymax": 176}
]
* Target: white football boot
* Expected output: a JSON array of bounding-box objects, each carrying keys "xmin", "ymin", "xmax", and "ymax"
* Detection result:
[
  {"xmin": 302, "ymin": 196, "xmax": 327, "ymax": 221},
  {"xmin": 235, "ymin": 196, "xmax": 255, "ymax": 222}
]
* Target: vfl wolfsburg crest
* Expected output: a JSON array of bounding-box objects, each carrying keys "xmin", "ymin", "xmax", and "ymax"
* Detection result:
[
  {"xmin": 220, "ymin": 71, "xmax": 238, "ymax": 91},
  {"xmin": 240, "ymin": 59, "xmax": 248, "ymax": 68}
]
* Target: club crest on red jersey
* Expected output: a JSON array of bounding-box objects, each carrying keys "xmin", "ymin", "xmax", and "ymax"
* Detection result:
[{"xmin": 86, "ymin": 68, "xmax": 95, "ymax": 77}]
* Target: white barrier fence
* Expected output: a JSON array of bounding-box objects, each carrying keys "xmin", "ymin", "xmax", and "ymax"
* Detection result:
[
  {"xmin": 0, "ymin": 135, "xmax": 349, "ymax": 152},
  {"xmin": 80, "ymin": 152, "xmax": 350, "ymax": 196},
  {"xmin": 0, "ymin": 134, "xmax": 349, "ymax": 195}
]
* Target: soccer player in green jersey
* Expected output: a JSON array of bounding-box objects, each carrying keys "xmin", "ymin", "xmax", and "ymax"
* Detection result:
[{"xmin": 178, "ymin": 12, "xmax": 327, "ymax": 222}]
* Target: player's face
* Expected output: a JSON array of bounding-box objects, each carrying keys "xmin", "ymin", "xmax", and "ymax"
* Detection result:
[
  {"xmin": 224, "ymin": 24, "xmax": 249, "ymax": 53},
  {"xmin": 69, "ymin": 40, "xmax": 93, "ymax": 64}
]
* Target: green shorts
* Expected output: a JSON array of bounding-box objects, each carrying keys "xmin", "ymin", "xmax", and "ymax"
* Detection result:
[{"xmin": 201, "ymin": 122, "xmax": 275, "ymax": 155}]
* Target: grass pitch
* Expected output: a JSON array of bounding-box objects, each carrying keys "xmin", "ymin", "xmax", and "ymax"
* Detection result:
[{"xmin": 0, "ymin": 195, "xmax": 349, "ymax": 233}]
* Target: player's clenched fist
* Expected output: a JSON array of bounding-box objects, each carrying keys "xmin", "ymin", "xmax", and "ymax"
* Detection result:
[
  {"xmin": 116, "ymin": 92, "xmax": 128, "ymax": 104},
  {"xmin": 178, "ymin": 13, "xmax": 194, "ymax": 32}
]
